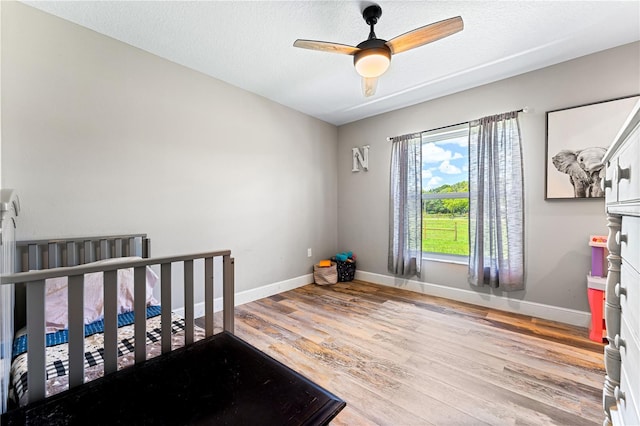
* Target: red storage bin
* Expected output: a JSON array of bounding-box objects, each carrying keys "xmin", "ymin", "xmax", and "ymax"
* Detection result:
[{"xmin": 587, "ymin": 275, "xmax": 606, "ymax": 343}]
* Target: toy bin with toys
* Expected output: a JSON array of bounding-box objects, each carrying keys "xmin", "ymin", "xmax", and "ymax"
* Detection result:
[{"xmin": 331, "ymin": 251, "xmax": 357, "ymax": 282}]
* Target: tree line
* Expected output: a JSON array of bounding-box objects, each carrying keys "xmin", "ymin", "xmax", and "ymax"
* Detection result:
[{"xmin": 422, "ymin": 181, "xmax": 469, "ymax": 215}]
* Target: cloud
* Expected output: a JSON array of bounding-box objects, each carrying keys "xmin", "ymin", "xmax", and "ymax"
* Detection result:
[
  {"xmin": 422, "ymin": 169, "xmax": 433, "ymax": 179},
  {"xmin": 425, "ymin": 176, "xmax": 443, "ymax": 189},
  {"xmin": 423, "ymin": 143, "xmax": 456, "ymax": 163},
  {"xmin": 423, "ymin": 143, "xmax": 466, "ymax": 164},
  {"xmin": 439, "ymin": 160, "xmax": 462, "ymax": 175}
]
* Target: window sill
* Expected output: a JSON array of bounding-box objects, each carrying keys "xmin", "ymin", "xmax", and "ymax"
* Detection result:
[{"xmin": 421, "ymin": 253, "xmax": 469, "ymax": 266}]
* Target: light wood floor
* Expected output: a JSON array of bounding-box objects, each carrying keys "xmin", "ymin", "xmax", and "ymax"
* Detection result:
[{"xmin": 226, "ymin": 280, "xmax": 606, "ymax": 425}]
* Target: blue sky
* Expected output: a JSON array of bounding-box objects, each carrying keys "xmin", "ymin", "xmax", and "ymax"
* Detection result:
[{"xmin": 422, "ymin": 135, "xmax": 468, "ymax": 190}]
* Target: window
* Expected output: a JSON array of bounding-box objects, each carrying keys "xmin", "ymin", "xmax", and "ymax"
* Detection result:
[{"xmin": 421, "ymin": 124, "xmax": 470, "ymax": 259}]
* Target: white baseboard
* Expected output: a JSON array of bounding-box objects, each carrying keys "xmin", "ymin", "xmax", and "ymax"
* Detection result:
[
  {"xmin": 173, "ymin": 273, "xmax": 313, "ymax": 319},
  {"xmin": 172, "ymin": 269, "xmax": 591, "ymax": 328},
  {"xmin": 355, "ymin": 270, "xmax": 591, "ymax": 327}
]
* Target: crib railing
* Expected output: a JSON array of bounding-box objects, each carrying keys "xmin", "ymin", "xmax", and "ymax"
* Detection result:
[
  {"xmin": 0, "ymin": 250, "xmax": 235, "ymax": 405},
  {"xmin": 15, "ymin": 234, "xmax": 150, "ymax": 272},
  {"xmin": 0, "ymin": 189, "xmax": 20, "ymax": 414},
  {"xmin": 13, "ymin": 234, "xmax": 151, "ymax": 333}
]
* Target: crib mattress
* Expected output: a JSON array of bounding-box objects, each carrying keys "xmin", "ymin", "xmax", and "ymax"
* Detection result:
[{"xmin": 1, "ymin": 332, "xmax": 345, "ymax": 425}]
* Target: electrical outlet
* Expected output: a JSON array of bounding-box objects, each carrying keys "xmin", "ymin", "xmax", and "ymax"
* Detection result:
[{"xmin": 307, "ymin": 248, "xmax": 312, "ymax": 257}]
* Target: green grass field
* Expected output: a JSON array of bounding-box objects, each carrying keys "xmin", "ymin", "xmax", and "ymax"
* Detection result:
[{"xmin": 422, "ymin": 215, "xmax": 469, "ymax": 255}]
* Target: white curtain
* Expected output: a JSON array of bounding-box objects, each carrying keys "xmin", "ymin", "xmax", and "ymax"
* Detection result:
[
  {"xmin": 0, "ymin": 190, "xmax": 19, "ymax": 414},
  {"xmin": 388, "ymin": 134, "xmax": 422, "ymax": 277},
  {"xmin": 468, "ymin": 112, "xmax": 524, "ymax": 290}
]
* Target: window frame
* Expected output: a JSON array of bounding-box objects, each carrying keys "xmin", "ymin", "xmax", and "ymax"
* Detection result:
[{"xmin": 421, "ymin": 124, "xmax": 470, "ymax": 263}]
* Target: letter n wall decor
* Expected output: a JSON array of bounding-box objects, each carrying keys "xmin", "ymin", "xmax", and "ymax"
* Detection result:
[{"xmin": 352, "ymin": 145, "xmax": 370, "ymax": 172}]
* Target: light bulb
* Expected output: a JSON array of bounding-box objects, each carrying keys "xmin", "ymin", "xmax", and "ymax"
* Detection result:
[{"xmin": 354, "ymin": 48, "xmax": 391, "ymax": 78}]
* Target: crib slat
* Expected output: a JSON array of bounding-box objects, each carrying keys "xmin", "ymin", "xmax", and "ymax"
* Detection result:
[
  {"xmin": 184, "ymin": 260, "xmax": 194, "ymax": 345},
  {"xmin": 115, "ymin": 239, "xmax": 123, "ymax": 258},
  {"xmin": 48, "ymin": 243, "xmax": 60, "ymax": 268},
  {"xmin": 26, "ymin": 279, "xmax": 46, "ymax": 403},
  {"xmin": 99, "ymin": 239, "xmax": 110, "ymax": 260},
  {"xmin": 223, "ymin": 256, "xmax": 235, "ymax": 334},
  {"xmin": 132, "ymin": 237, "xmax": 142, "ymax": 257},
  {"xmin": 126, "ymin": 238, "xmax": 134, "ymax": 257},
  {"xmin": 160, "ymin": 263, "xmax": 172, "ymax": 354},
  {"xmin": 68, "ymin": 274, "xmax": 85, "ymax": 388},
  {"xmin": 103, "ymin": 270, "xmax": 118, "ymax": 374},
  {"xmin": 134, "ymin": 266, "xmax": 146, "ymax": 364},
  {"xmin": 66, "ymin": 242, "xmax": 78, "ymax": 267},
  {"xmin": 84, "ymin": 240, "xmax": 94, "ymax": 263},
  {"xmin": 28, "ymin": 244, "xmax": 41, "ymax": 270},
  {"xmin": 204, "ymin": 257, "xmax": 214, "ymax": 337}
]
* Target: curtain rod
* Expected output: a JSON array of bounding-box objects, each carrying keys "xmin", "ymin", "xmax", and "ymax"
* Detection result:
[{"xmin": 386, "ymin": 107, "xmax": 527, "ymax": 141}]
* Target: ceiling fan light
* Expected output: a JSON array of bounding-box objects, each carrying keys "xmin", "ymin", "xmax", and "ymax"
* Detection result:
[{"xmin": 354, "ymin": 48, "xmax": 391, "ymax": 78}]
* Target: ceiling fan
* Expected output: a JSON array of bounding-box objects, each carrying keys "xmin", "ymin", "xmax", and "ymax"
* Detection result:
[{"xmin": 293, "ymin": 4, "xmax": 463, "ymax": 97}]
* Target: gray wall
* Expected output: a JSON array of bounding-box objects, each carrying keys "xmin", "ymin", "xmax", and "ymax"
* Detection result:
[
  {"xmin": 3, "ymin": 1, "xmax": 638, "ymax": 316},
  {"xmin": 1, "ymin": 2, "xmax": 338, "ymax": 302},
  {"xmin": 337, "ymin": 41, "xmax": 640, "ymax": 312}
]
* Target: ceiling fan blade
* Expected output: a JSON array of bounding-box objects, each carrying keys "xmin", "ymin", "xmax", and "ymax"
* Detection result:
[
  {"xmin": 293, "ymin": 39, "xmax": 360, "ymax": 55},
  {"xmin": 362, "ymin": 77, "xmax": 378, "ymax": 97},
  {"xmin": 386, "ymin": 16, "xmax": 463, "ymax": 55}
]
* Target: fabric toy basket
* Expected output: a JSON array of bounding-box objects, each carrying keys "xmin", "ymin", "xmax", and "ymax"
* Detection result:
[
  {"xmin": 332, "ymin": 258, "xmax": 356, "ymax": 282},
  {"xmin": 313, "ymin": 262, "xmax": 338, "ymax": 285}
]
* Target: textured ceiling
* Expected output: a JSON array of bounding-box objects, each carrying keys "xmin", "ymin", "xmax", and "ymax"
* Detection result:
[{"xmin": 23, "ymin": 1, "xmax": 640, "ymax": 126}]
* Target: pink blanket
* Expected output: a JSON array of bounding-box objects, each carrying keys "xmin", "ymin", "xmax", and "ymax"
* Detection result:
[{"xmin": 44, "ymin": 257, "xmax": 159, "ymax": 332}]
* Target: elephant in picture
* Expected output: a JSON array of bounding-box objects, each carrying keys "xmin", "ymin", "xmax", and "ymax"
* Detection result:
[{"xmin": 552, "ymin": 147, "xmax": 607, "ymax": 198}]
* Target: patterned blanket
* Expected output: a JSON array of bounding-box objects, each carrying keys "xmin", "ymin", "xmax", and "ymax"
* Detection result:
[{"xmin": 10, "ymin": 310, "xmax": 205, "ymax": 407}]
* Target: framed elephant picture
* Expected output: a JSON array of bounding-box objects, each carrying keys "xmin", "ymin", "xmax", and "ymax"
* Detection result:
[{"xmin": 545, "ymin": 94, "xmax": 640, "ymax": 199}]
